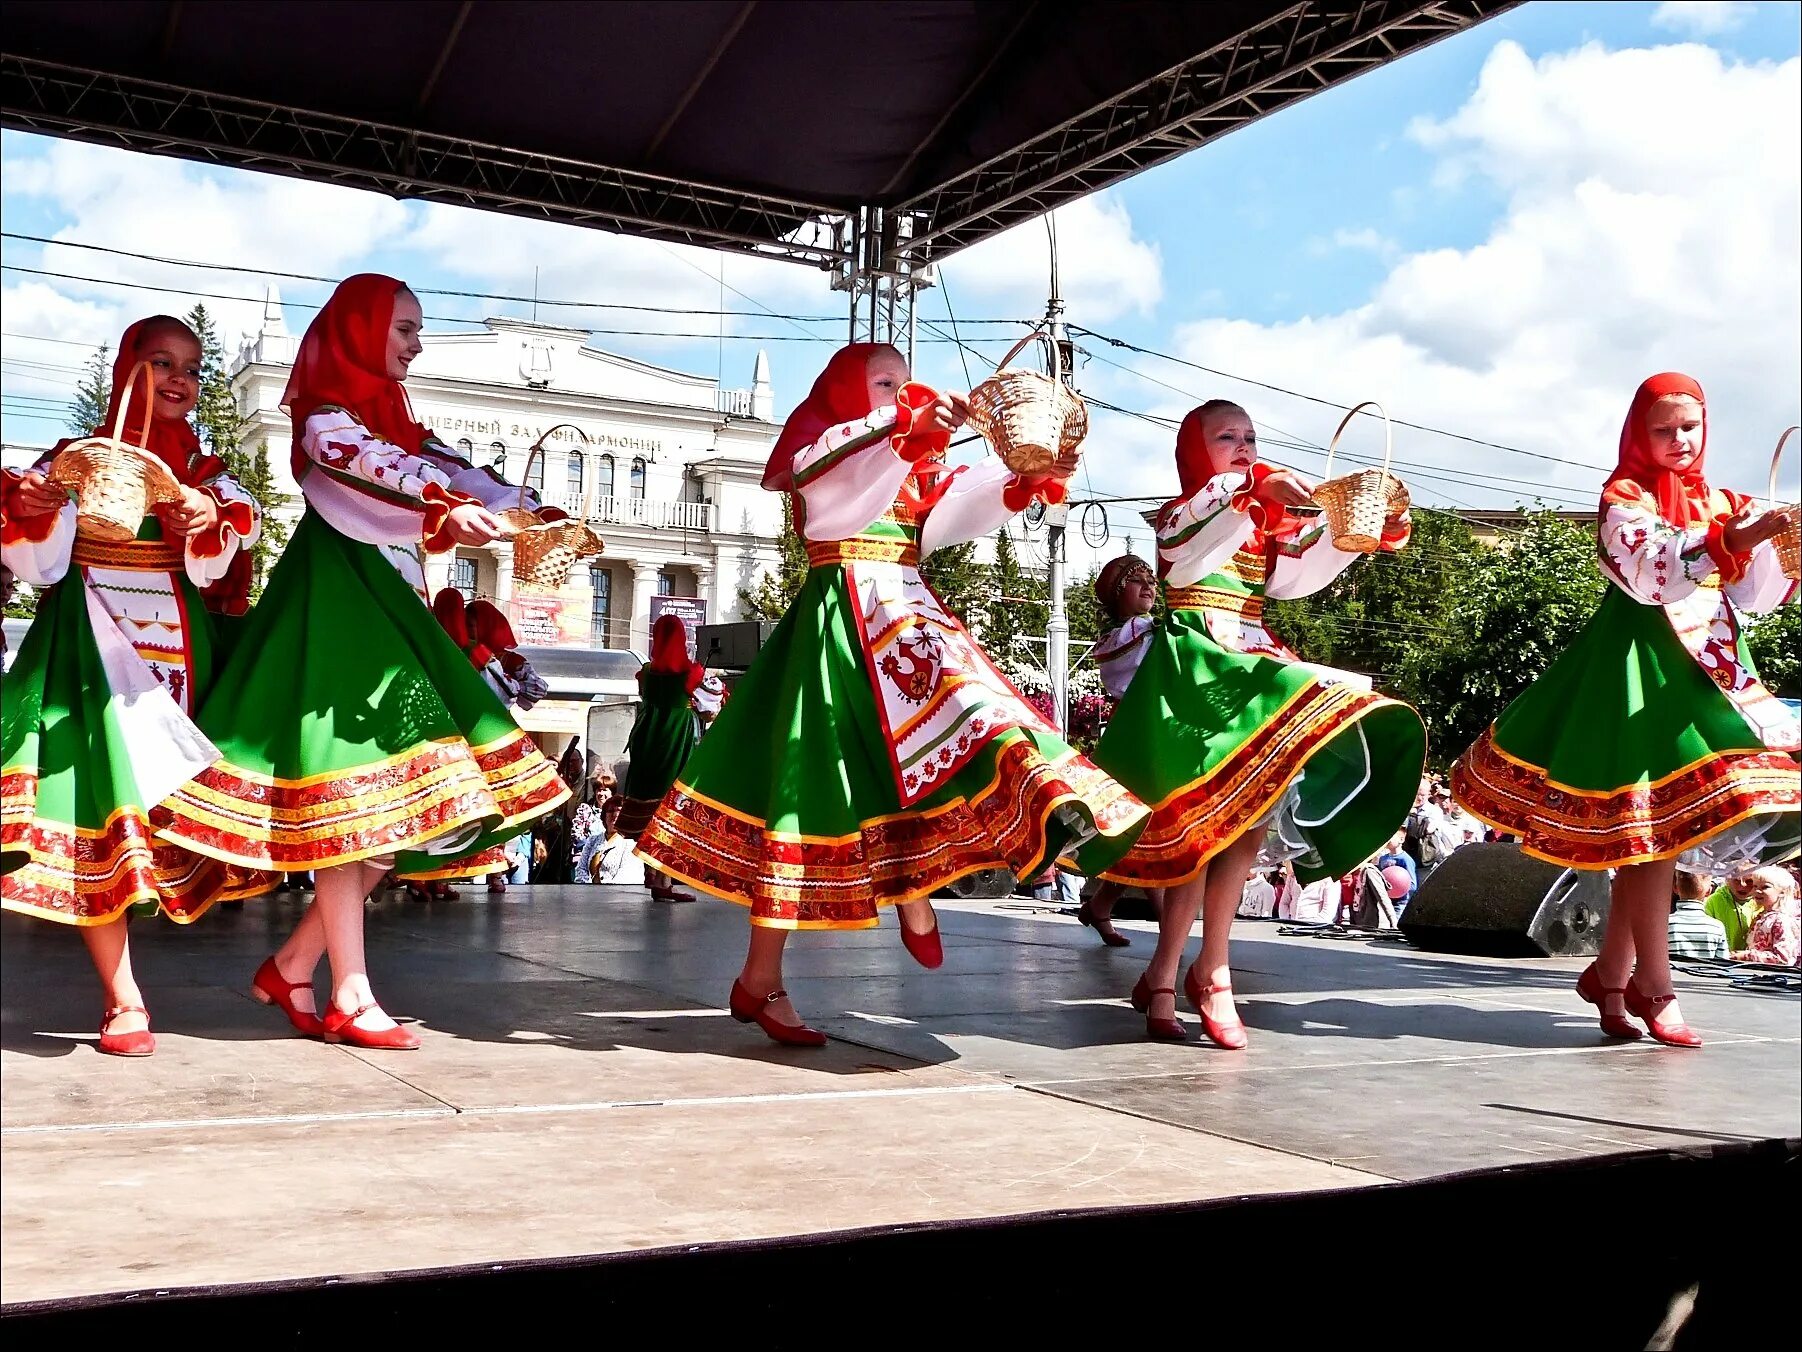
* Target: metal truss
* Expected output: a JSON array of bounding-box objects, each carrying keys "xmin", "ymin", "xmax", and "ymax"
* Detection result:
[
  {"xmin": 1, "ymin": 1, "xmax": 1516, "ymax": 274},
  {"xmin": 0, "ymin": 54, "xmax": 853, "ymax": 268},
  {"xmin": 893, "ymin": 0, "xmax": 1520, "ymax": 264}
]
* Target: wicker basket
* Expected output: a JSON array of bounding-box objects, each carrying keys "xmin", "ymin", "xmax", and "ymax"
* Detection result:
[
  {"xmin": 500, "ymin": 424, "xmax": 605, "ymax": 588},
  {"xmin": 1769, "ymin": 426, "xmax": 1800, "ymax": 581},
  {"xmin": 1310, "ymin": 400, "xmax": 1409, "ymax": 554},
  {"xmin": 964, "ymin": 329, "xmax": 1089, "ymax": 475},
  {"xmin": 44, "ymin": 361, "xmax": 184, "ymax": 542}
]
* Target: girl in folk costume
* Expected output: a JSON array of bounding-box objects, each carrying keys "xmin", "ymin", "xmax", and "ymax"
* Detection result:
[
  {"xmin": 618, "ymin": 613, "xmax": 711, "ymax": 903},
  {"xmin": 155, "ymin": 275, "xmax": 569, "ymax": 1050},
  {"xmin": 1072, "ymin": 554, "xmax": 1165, "ymax": 947},
  {"xmin": 638, "ymin": 343, "xmax": 1148, "ymax": 1045},
  {"xmin": 1094, "ymin": 400, "xmax": 1426, "ymax": 1047},
  {"xmin": 1454, "ymin": 374, "xmax": 1800, "ymax": 1047},
  {"xmin": 1, "ymin": 316, "xmax": 264, "ymax": 1055}
]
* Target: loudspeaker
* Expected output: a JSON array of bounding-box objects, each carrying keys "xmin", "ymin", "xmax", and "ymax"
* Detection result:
[
  {"xmin": 1399, "ymin": 842, "xmax": 1611, "ymax": 957},
  {"xmin": 695, "ymin": 621, "xmax": 776, "ymax": 671}
]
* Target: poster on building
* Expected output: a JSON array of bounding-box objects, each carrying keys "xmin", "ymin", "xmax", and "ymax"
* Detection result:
[
  {"xmin": 507, "ymin": 584, "xmax": 590, "ymax": 648},
  {"xmin": 649, "ymin": 595, "xmax": 709, "ymax": 658}
]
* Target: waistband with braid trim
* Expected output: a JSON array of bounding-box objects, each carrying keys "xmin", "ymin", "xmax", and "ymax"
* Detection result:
[
  {"xmin": 1164, "ymin": 583, "xmax": 1264, "ymax": 620},
  {"xmin": 806, "ymin": 538, "xmax": 920, "ymax": 568},
  {"xmin": 72, "ymin": 535, "xmax": 185, "ymax": 571}
]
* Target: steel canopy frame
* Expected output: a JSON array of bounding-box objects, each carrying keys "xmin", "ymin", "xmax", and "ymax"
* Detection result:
[{"xmin": 1, "ymin": 2, "xmax": 1517, "ymax": 275}]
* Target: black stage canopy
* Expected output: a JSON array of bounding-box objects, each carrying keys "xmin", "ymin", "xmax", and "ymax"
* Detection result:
[{"xmin": 0, "ymin": 1, "xmax": 1517, "ymax": 269}]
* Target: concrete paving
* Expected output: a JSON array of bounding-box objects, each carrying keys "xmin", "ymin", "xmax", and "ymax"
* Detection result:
[{"xmin": 3, "ymin": 887, "xmax": 1796, "ymax": 1302}]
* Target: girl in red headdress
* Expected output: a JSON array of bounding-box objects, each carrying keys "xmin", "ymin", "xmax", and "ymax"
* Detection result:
[
  {"xmin": 637, "ymin": 343, "xmax": 1148, "ymax": 1045},
  {"xmin": 1454, "ymin": 374, "xmax": 1799, "ymax": 1048},
  {"xmin": 1091, "ymin": 400, "xmax": 1426, "ymax": 1048},
  {"xmin": 616, "ymin": 614, "xmax": 710, "ymax": 902},
  {"xmin": 1, "ymin": 315, "xmax": 267, "ymax": 1055},
  {"xmin": 153, "ymin": 276, "xmax": 569, "ymax": 1050}
]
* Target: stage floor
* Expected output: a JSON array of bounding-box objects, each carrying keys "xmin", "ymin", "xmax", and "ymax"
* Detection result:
[{"xmin": 3, "ymin": 887, "xmax": 1797, "ymax": 1305}]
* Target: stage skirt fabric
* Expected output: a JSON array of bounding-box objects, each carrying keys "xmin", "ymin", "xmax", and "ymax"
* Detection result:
[
  {"xmin": 1453, "ymin": 587, "xmax": 1800, "ymax": 870},
  {"xmin": 154, "ymin": 512, "xmax": 568, "ymax": 876},
  {"xmin": 1093, "ymin": 602, "xmax": 1426, "ymax": 888},
  {"xmin": 636, "ymin": 545, "xmax": 1146, "ymax": 929},
  {"xmin": 2, "ymin": 527, "xmax": 269, "ymax": 924}
]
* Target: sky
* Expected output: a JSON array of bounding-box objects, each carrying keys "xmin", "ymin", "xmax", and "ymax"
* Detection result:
[{"xmin": 2, "ymin": 0, "xmax": 1798, "ymax": 574}]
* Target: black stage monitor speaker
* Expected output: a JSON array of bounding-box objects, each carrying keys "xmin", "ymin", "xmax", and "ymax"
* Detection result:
[
  {"xmin": 696, "ymin": 621, "xmax": 776, "ymax": 672},
  {"xmin": 1399, "ymin": 842, "xmax": 1611, "ymax": 957}
]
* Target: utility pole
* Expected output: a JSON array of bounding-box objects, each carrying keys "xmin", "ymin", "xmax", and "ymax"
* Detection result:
[{"xmin": 1043, "ymin": 215, "xmax": 1071, "ymax": 734}]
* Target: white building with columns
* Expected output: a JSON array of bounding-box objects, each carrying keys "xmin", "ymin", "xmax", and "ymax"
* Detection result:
[{"xmin": 229, "ymin": 290, "xmax": 785, "ymax": 654}]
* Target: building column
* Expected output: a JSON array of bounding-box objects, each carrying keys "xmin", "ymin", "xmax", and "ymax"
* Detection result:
[
  {"xmin": 690, "ymin": 561, "xmax": 715, "ymax": 614},
  {"xmin": 629, "ymin": 561, "xmax": 661, "ymax": 653},
  {"xmin": 489, "ymin": 541, "xmax": 515, "ymax": 606}
]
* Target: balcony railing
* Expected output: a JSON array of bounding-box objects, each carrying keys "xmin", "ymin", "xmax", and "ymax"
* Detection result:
[
  {"xmin": 716, "ymin": 388, "xmax": 753, "ymax": 417},
  {"xmin": 555, "ymin": 493, "xmax": 713, "ymax": 531}
]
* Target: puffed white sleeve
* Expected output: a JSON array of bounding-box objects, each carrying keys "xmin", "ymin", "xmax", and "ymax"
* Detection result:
[
  {"xmin": 790, "ymin": 407, "xmax": 916, "ymax": 540},
  {"xmin": 183, "ymin": 469, "xmax": 262, "ymax": 587},
  {"xmin": 299, "ymin": 409, "xmax": 480, "ymax": 552},
  {"xmin": 918, "ymin": 460, "xmax": 1017, "ymax": 556},
  {"xmin": 1157, "ymin": 472, "xmax": 1258, "ymax": 588},
  {"xmin": 0, "ymin": 467, "xmax": 77, "ymax": 586},
  {"xmin": 1092, "ymin": 614, "xmax": 1155, "ymax": 700},
  {"xmin": 1598, "ymin": 497, "xmax": 1738, "ymax": 607},
  {"xmin": 418, "ymin": 438, "xmax": 544, "ymax": 515},
  {"xmin": 1724, "ymin": 532, "xmax": 1799, "ymax": 614}
]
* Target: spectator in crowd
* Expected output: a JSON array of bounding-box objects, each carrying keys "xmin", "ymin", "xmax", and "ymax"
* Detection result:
[
  {"xmin": 1431, "ymin": 789, "xmax": 1481, "ymax": 860},
  {"xmin": 1375, "ymin": 831, "xmax": 1418, "ymax": 907},
  {"xmin": 577, "ymin": 798, "xmax": 645, "ymax": 886},
  {"xmin": 1705, "ymin": 869, "xmax": 1766, "ymax": 952},
  {"xmin": 530, "ymin": 802, "xmax": 572, "ymax": 885},
  {"xmin": 1728, "ymin": 867, "xmax": 1800, "ymax": 967},
  {"xmin": 1238, "ymin": 869, "xmax": 1279, "ymax": 919},
  {"xmin": 1288, "ymin": 874, "xmax": 1340, "ymax": 925},
  {"xmin": 1667, "ymin": 868, "xmax": 1727, "ymax": 961}
]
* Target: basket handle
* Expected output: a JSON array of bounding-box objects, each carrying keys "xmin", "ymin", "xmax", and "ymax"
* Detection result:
[
  {"xmin": 1321, "ymin": 400, "xmax": 1394, "ymax": 484},
  {"xmin": 109, "ymin": 360, "xmax": 158, "ymax": 452},
  {"xmin": 518, "ymin": 423, "xmax": 592, "ymax": 515},
  {"xmin": 991, "ymin": 326, "xmax": 1060, "ymax": 385},
  {"xmin": 1770, "ymin": 426, "xmax": 1799, "ymax": 507}
]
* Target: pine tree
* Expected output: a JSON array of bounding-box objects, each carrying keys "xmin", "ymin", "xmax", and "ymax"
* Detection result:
[
  {"xmin": 919, "ymin": 538, "xmax": 983, "ymax": 627},
  {"xmin": 983, "ymin": 527, "xmax": 1047, "ymax": 665},
  {"xmin": 67, "ymin": 344, "xmax": 111, "ymax": 434},
  {"xmin": 186, "ymin": 303, "xmax": 248, "ymax": 476},
  {"xmin": 737, "ymin": 496, "xmax": 811, "ymax": 621},
  {"xmin": 240, "ymin": 439, "xmax": 291, "ymax": 597}
]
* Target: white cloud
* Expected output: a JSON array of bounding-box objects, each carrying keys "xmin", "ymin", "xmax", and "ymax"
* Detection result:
[
  {"xmin": 935, "ymin": 196, "xmax": 1163, "ymax": 326},
  {"xmin": 1651, "ymin": 2, "xmax": 1754, "ymax": 37},
  {"xmin": 1094, "ymin": 39, "xmax": 1800, "ymax": 512},
  {"xmin": 1308, "ymin": 227, "xmax": 1401, "ymax": 262}
]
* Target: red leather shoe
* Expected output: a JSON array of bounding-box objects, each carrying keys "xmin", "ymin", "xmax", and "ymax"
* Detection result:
[
  {"xmin": 97, "ymin": 1005, "xmax": 155, "ymax": 1057},
  {"xmin": 729, "ymin": 980, "xmax": 827, "ymax": 1047},
  {"xmin": 1574, "ymin": 962, "xmax": 1642, "ymax": 1040},
  {"xmin": 251, "ymin": 956, "xmax": 324, "ymax": 1038},
  {"xmin": 898, "ymin": 914, "xmax": 944, "ymax": 969},
  {"xmin": 649, "ymin": 886, "xmax": 697, "ymax": 904},
  {"xmin": 1624, "ymin": 980, "xmax": 1703, "ymax": 1048},
  {"xmin": 1183, "ymin": 965, "xmax": 1249, "ymax": 1051},
  {"xmin": 1130, "ymin": 973, "xmax": 1189, "ymax": 1042},
  {"xmin": 321, "ymin": 1003, "xmax": 421, "ymax": 1051},
  {"xmin": 1078, "ymin": 902, "xmax": 1131, "ymax": 947}
]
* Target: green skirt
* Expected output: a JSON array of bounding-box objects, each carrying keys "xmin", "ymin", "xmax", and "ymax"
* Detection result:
[
  {"xmin": 637, "ymin": 562, "xmax": 1146, "ymax": 928},
  {"xmin": 156, "ymin": 512, "xmax": 569, "ymax": 874},
  {"xmin": 1453, "ymin": 587, "xmax": 1800, "ymax": 869},
  {"xmin": 618, "ymin": 669, "xmax": 698, "ymax": 837},
  {"xmin": 1092, "ymin": 608, "xmax": 1426, "ymax": 886},
  {"xmin": 2, "ymin": 541, "xmax": 264, "ymax": 924}
]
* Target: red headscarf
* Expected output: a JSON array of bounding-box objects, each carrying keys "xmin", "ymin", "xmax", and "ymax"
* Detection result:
[
  {"xmin": 763, "ymin": 343, "xmax": 895, "ymax": 491},
  {"xmin": 282, "ymin": 273, "xmax": 430, "ymax": 480},
  {"xmin": 646, "ymin": 612, "xmax": 705, "ymax": 691},
  {"xmin": 1170, "ymin": 400, "xmax": 1286, "ymax": 539},
  {"xmin": 105, "ymin": 316, "xmax": 205, "ymax": 476},
  {"xmin": 1601, "ymin": 373, "xmax": 1741, "ymax": 528}
]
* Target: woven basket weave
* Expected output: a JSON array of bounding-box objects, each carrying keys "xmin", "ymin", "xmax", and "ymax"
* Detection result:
[
  {"xmin": 1310, "ymin": 400, "xmax": 1408, "ymax": 554},
  {"xmin": 965, "ymin": 329, "xmax": 1088, "ymax": 475},
  {"xmin": 1769, "ymin": 426, "xmax": 1800, "ymax": 581},
  {"xmin": 44, "ymin": 361, "xmax": 184, "ymax": 543},
  {"xmin": 501, "ymin": 424, "xmax": 605, "ymax": 588}
]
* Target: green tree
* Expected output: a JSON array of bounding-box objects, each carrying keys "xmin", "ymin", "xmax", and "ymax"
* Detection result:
[
  {"xmin": 1267, "ymin": 509, "xmax": 1483, "ymax": 681},
  {"xmin": 186, "ymin": 303, "xmax": 248, "ymax": 475},
  {"xmin": 240, "ymin": 439, "xmax": 291, "ymax": 597},
  {"xmin": 67, "ymin": 344, "xmax": 111, "ymax": 434},
  {"xmin": 1401, "ymin": 510, "xmax": 1606, "ymax": 766},
  {"xmin": 983, "ymin": 528, "xmax": 1045, "ymax": 664},
  {"xmin": 737, "ymin": 496, "xmax": 810, "ymax": 621},
  {"xmin": 919, "ymin": 538, "xmax": 984, "ymax": 627},
  {"xmin": 1747, "ymin": 603, "xmax": 1800, "ymax": 699}
]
